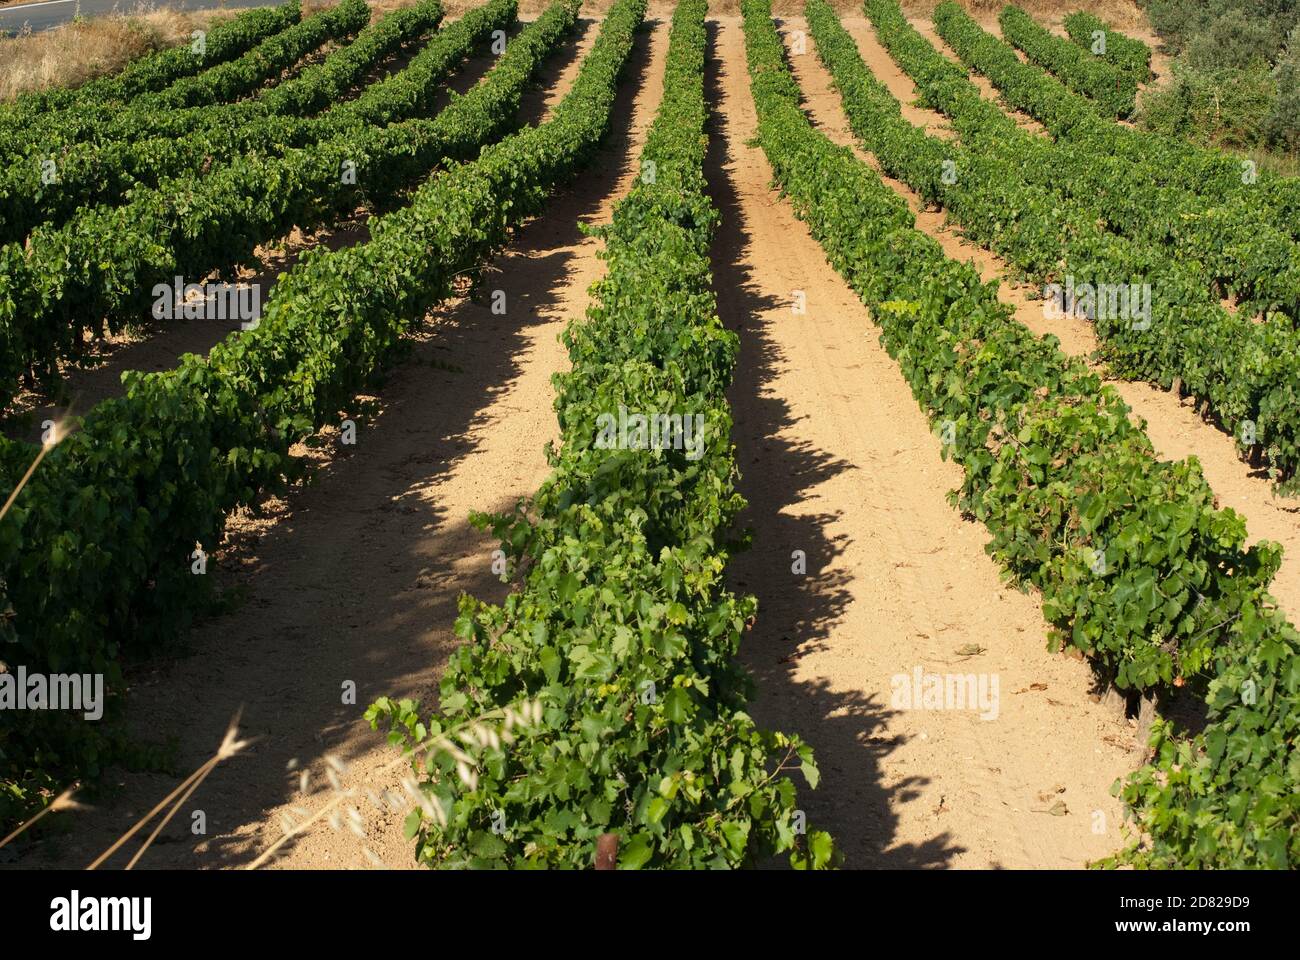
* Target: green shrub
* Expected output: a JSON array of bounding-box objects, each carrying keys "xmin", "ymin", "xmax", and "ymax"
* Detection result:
[
  {"xmin": 1139, "ymin": 60, "xmax": 1275, "ymax": 149},
  {"xmin": 1185, "ymin": 7, "xmax": 1278, "ymax": 67},
  {"xmin": 1264, "ymin": 28, "xmax": 1300, "ymax": 149}
]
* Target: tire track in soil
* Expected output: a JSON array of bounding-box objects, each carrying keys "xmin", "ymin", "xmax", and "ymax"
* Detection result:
[
  {"xmin": 709, "ymin": 15, "xmax": 1131, "ymax": 869},
  {"xmin": 12, "ymin": 13, "xmax": 670, "ymax": 872},
  {"xmin": 841, "ymin": 15, "xmax": 1300, "ymax": 615}
]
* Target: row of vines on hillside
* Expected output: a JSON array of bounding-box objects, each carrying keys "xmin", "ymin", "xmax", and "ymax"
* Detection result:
[
  {"xmin": 1061, "ymin": 10, "xmax": 1151, "ymax": 82},
  {"xmin": 0, "ymin": 0, "xmax": 530, "ymax": 407},
  {"xmin": 905, "ymin": 5, "xmax": 1300, "ymax": 327},
  {"xmin": 997, "ymin": 4, "xmax": 1136, "ymax": 117},
  {"xmin": 6, "ymin": 0, "xmax": 363, "ymax": 157},
  {"xmin": 370, "ymin": 0, "xmax": 834, "ymax": 870},
  {"xmin": 931, "ymin": 3, "xmax": 1300, "ymax": 245},
  {"xmin": 0, "ymin": 0, "xmax": 426, "ymax": 245}
]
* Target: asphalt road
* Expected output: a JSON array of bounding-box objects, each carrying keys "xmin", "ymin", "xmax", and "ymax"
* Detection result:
[{"xmin": 0, "ymin": 0, "xmax": 283, "ymax": 35}]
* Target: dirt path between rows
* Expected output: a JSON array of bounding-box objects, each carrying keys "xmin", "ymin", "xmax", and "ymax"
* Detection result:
[
  {"xmin": 842, "ymin": 15, "xmax": 1300, "ymax": 615},
  {"xmin": 709, "ymin": 16, "xmax": 1133, "ymax": 869},
  {"xmin": 11, "ymin": 13, "xmax": 669, "ymax": 871}
]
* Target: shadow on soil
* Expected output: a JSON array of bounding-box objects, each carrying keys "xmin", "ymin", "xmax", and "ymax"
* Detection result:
[{"xmin": 704, "ymin": 18, "xmax": 962, "ymax": 869}]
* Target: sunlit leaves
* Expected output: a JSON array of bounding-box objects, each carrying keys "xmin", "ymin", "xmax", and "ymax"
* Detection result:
[{"xmin": 367, "ymin": 0, "xmax": 833, "ymax": 870}]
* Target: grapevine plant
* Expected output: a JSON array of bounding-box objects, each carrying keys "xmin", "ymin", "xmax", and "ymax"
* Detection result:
[
  {"xmin": 1062, "ymin": 10, "xmax": 1152, "ymax": 82},
  {"xmin": 997, "ymin": 4, "xmax": 1137, "ymax": 117},
  {"xmin": 0, "ymin": 0, "xmax": 435, "ymax": 245},
  {"xmin": 0, "ymin": 4, "xmax": 303, "ymax": 133},
  {"xmin": 922, "ymin": 4, "xmax": 1300, "ymax": 326},
  {"xmin": 931, "ymin": 5, "xmax": 1300, "ymax": 248},
  {"xmin": 369, "ymin": 0, "xmax": 835, "ymax": 870},
  {"xmin": 0, "ymin": 0, "xmax": 362, "ymax": 161}
]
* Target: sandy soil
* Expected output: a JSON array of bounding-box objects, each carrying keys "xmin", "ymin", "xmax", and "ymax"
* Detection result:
[{"xmin": 707, "ymin": 14, "xmax": 1133, "ymax": 870}]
